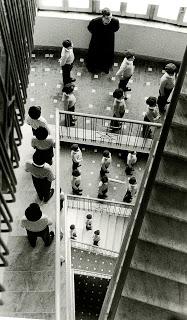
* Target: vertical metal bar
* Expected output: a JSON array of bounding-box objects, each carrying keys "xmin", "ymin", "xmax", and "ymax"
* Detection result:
[{"xmin": 0, "ymin": 191, "xmax": 13, "ymax": 222}]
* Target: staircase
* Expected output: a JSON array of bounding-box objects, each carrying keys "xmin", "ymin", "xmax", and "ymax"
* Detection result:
[
  {"xmin": 67, "ymin": 206, "xmax": 130, "ymax": 253},
  {"xmin": 114, "ymin": 92, "xmax": 187, "ymax": 317},
  {"xmin": 0, "ymin": 235, "xmax": 55, "ymax": 319}
]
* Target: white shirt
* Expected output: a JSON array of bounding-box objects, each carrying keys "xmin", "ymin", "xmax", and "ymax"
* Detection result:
[
  {"xmin": 116, "ymin": 58, "xmax": 134, "ymax": 79},
  {"xmin": 59, "ymin": 47, "xmax": 74, "ymax": 66},
  {"xmin": 27, "ymin": 115, "xmax": 50, "ymax": 133}
]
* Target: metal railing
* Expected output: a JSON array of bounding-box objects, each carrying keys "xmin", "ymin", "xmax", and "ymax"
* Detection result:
[
  {"xmin": 59, "ymin": 110, "xmax": 161, "ymax": 152},
  {"xmin": 98, "ymin": 45, "xmax": 187, "ymax": 320},
  {"xmin": 71, "ymin": 239, "xmax": 119, "ymax": 258},
  {"xmin": 67, "ymin": 194, "xmax": 133, "ymax": 218}
]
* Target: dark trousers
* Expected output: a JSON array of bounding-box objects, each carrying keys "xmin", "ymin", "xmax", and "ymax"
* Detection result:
[
  {"xmin": 123, "ymin": 190, "xmax": 132, "ymax": 203},
  {"xmin": 35, "ymin": 147, "xmax": 54, "ymax": 165},
  {"xmin": 62, "ymin": 63, "xmax": 73, "ymax": 85},
  {"xmin": 65, "ymin": 105, "xmax": 75, "ymax": 126},
  {"xmin": 72, "ymin": 161, "xmax": 79, "ymax": 171},
  {"xmin": 93, "ymin": 240, "xmax": 99, "ymax": 246},
  {"xmin": 118, "ymin": 76, "xmax": 132, "ymax": 92},
  {"xmin": 157, "ymin": 88, "xmax": 172, "ymax": 113},
  {"xmin": 26, "ymin": 226, "xmax": 52, "ymax": 247},
  {"xmin": 142, "ymin": 115, "xmax": 152, "ymax": 138},
  {"xmin": 32, "ymin": 176, "xmax": 51, "ymax": 201}
]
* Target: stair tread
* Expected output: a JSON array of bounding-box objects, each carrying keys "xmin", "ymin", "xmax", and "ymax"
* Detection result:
[
  {"xmin": 172, "ymin": 95, "xmax": 187, "ymax": 127},
  {"xmin": 0, "ymin": 312, "xmax": 55, "ymax": 319},
  {"xmin": 164, "ymin": 126, "xmax": 187, "ymax": 159},
  {"xmin": 116, "ymin": 297, "xmax": 182, "ymax": 320},
  {"xmin": 123, "ymin": 269, "xmax": 187, "ymax": 313},
  {"xmin": 156, "ymin": 157, "xmax": 187, "ymax": 191},
  {"xmin": 0, "ymin": 291, "xmax": 55, "ymax": 313},
  {"xmin": 6, "ymin": 236, "xmax": 55, "ymax": 271},
  {"xmin": 3, "ymin": 270, "xmax": 55, "ymax": 292},
  {"xmin": 148, "ymin": 184, "xmax": 187, "ymax": 223},
  {"xmin": 131, "ymin": 240, "xmax": 187, "ymax": 285},
  {"xmin": 139, "ymin": 211, "xmax": 187, "ymax": 253}
]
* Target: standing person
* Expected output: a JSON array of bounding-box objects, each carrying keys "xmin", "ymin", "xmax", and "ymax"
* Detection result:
[
  {"xmin": 157, "ymin": 63, "xmax": 176, "ymax": 114},
  {"xmin": 86, "ymin": 214, "xmax": 93, "ymax": 230},
  {"xmin": 21, "ymin": 203, "xmax": 54, "ymax": 248},
  {"xmin": 71, "ymin": 169, "xmax": 83, "ymax": 195},
  {"xmin": 31, "ymin": 127, "xmax": 55, "ymax": 165},
  {"xmin": 93, "ymin": 230, "xmax": 100, "ymax": 246},
  {"xmin": 110, "ymin": 88, "xmax": 126, "ymax": 131},
  {"xmin": 62, "ymin": 83, "xmax": 76, "ymax": 126},
  {"xmin": 59, "ymin": 39, "xmax": 76, "ymax": 86},
  {"xmin": 70, "ymin": 224, "xmax": 77, "ymax": 240},
  {"xmin": 125, "ymin": 151, "xmax": 137, "ymax": 175},
  {"xmin": 86, "ymin": 8, "xmax": 120, "ymax": 74},
  {"xmin": 25, "ymin": 152, "xmax": 55, "ymax": 203},
  {"xmin": 116, "ymin": 50, "xmax": 135, "ymax": 96},
  {"xmin": 123, "ymin": 176, "xmax": 137, "ymax": 203},
  {"xmin": 142, "ymin": 97, "xmax": 160, "ymax": 138},
  {"xmin": 100, "ymin": 150, "xmax": 112, "ymax": 177},
  {"xmin": 27, "ymin": 105, "xmax": 50, "ymax": 136},
  {"xmin": 60, "ymin": 188, "xmax": 65, "ymax": 211},
  {"xmin": 71, "ymin": 144, "xmax": 83, "ymax": 171},
  {"xmin": 98, "ymin": 175, "xmax": 108, "ymax": 199}
]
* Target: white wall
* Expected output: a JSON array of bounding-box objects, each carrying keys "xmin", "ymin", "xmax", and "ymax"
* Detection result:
[{"xmin": 34, "ymin": 11, "xmax": 187, "ymax": 62}]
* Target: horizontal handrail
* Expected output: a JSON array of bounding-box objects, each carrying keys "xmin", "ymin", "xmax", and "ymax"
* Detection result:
[
  {"xmin": 71, "ymin": 239, "xmax": 119, "ymax": 258},
  {"xmin": 67, "ymin": 194, "xmax": 133, "ymax": 208},
  {"xmin": 74, "ymin": 268, "xmax": 112, "ymax": 279},
  {"xmin": 59, "ymin": 110, "xmax": 162, "ymax": 127}
]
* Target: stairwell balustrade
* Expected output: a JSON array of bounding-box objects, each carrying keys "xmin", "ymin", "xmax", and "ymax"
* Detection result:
[
  {"xmin": 74, "ymin": 268, "xmax": 112, "ymax": 280},
  {"xmin": 98, "ymin": 45, "xmax": 187, "ymax": 320},
  {"xmin": 71, "ymin": 239, "xmax": 119, "ymax": 258},
  {"xmin": 59, "ymin": 110, "xmax": 161, "ymax": 153}
]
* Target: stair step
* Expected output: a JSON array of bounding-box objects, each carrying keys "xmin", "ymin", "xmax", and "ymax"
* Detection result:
[
  {"xmin": 139, "ymin": 211, "xmax": 187, "ymax": 254},
  {"xmin": 3, "ymin": 270, "xmax": 55, "ymax": 291},
  {"xmin": 156, "ymin": 156, "xmax": 187, "ymax": 191},
  {"xmin": 164, "ymin": 126, "xmax": 187, "ymax": 160},
  {"xmin": 116, "ymin": 297, "xmax": 182, "ymax": 320},
  {"xmin": 0, "ymin": 291, "xmax": 55, "ymax": 313},
  {"xmin": 172, "ymin": 94, "xmax": 187, "ymax": 128},
  {"xmin": 148, "ymin": 184, "xmax": 187, "ymax": 223},
  {"xmin": 131, "ymin": 240, "xmax": 187, "ymax": 284},
  {"xmin": 105, "ymin": 215, "xmax": 117, "ymax": 251},
  {"xmin": 0, "ymin": 312, "xmax": 55, "ymax": 319},
  {"xmin": 6, "ymin": 236, "xmax": 55, "ymax": 271},
  {"xmin": 112, "ymin": 216, "xmax": 125, "ymax": 252},
  {"xmin": 123, "ymin": 269, "xmax": 187, "ymax": 313}
]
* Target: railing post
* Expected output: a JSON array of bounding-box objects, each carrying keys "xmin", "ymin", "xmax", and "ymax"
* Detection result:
[{"xmin": 55, "ymin": 108, "xmax": 61, "ymax": 320}]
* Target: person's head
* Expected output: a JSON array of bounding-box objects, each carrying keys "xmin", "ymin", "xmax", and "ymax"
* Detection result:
[
  {"xmin": 124, "ymin": 50, "xmax": 135, "ymax": 61},
  {"xmin": 35, "ymin": 127, "xmax": 48, "ymax": 140},
  {"xmin": 113, "ymin": 88, "xmax": 124, "ymax": 100},
  {"xmin": 131, "ymin": 151, "xmax": 137, "ymax": 155},
  {"xmin": 28, "ymin": 106, "xmax": 41, "ymax": 120},
  {"xmin": 103, "ymin": 149, "xmax": 110, "ymax": 158},
  {"xmin": 129, "ymin": 176, "xmax": 137, "ymax": 185},
  {"xmin": 86, "ymin": 213, "xmax": 92, "ymax": 220},
  {"xmin": 102, "ymin": 8, "xmax": 112, "ymax": 25},
  {"xmin": 94, "ymin": 230, "xmax": 100, "ymax": 235},
  {"xmin": 62, "ymin": 39, "xmax": 72, "ymax": 49},
  {"xmin": 101, "ymin": 175, "xmax": 108, "ymax": 184},
  {"xmin": 62, "ymin": 83, "xmax": 75, "ymax": 95},
  {"xmin": 72, "ymin": 169, "xmax": 81, "ymax": 177},
  {"xmin": 25, "ymin": 203, "xmax": 42, "ymax": 221},
  {"xmin": 70, "ymin": 224, "xmax": 75, "ymax": 230},
  {"xmin": 146, "ymin": 96, "xmax": 157, "ymax": 109},
  {"xmin": 33, "ymin": 151, "xmax": 45, "ymax": 166},
  {"xmin": 71, "ymin": 144, "xmax": 79, "ymax": 152},
  {"xmin": 164, "ymin": 63, "xmax": 176, "ymax": 75}
]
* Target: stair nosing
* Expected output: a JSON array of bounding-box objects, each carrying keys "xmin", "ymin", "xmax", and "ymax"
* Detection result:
[
  {"xmin": 163, "ymin": 150, "xmax": 187, "ymax": 161},
  {"xmin": 138, "ymin": 235, "xmax": 187, "ymax": 255},
  {"xmin": 146, "ymin": 208, "xmax": 187, "ymax": 224},
  {"xmin": 121, "ymin": 296, "xmax": 186, "ymax": 316},
  {"xmin": 129, "ymin": 264, "xmax": 187, "ymax": 286},
  {"xmin": 155, "ymin": 180, "xmax": 187, "ymax": 193}
]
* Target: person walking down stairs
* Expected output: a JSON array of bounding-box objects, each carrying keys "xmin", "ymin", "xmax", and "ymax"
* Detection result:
[
  {"xmin": 71, "ymin": 169, "xmax": 83, "ymax": 195},
  {"xmin": 100, "ymin": 149, "xmax": 112, "ymax": 177},
  {"xmin": 21, "ymin": 203, "xmax": 54, "ymax": 248},
  {"xmin": 86, "ymin": 214, "xmax": 93, "ymax": 230},
  {"xmin": 71, "ymin": 144, "xmax": 83, "ymax": 170},
  {"xmin": 93, "ymin": 230, "xmax": 100, "ymax": 246},
  {"xmin": 123, "ymin": 176, "xmax": 137, "ymax": 203}
]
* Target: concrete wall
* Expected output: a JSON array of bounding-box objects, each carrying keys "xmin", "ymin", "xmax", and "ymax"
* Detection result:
[{"xmin": 34, "ymin": 11, "xmax": 187, "ymax": 62}]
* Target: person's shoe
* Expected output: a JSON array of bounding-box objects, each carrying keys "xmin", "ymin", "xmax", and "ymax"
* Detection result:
[
  {"xmin": 126, "ymin": 87, "xmax": 131, "ymax": 91},
  {"xmin": 124, "ymin": 97, "xmax": 128, "ymax": 100},
  {"xmin": 70, "ymin": 122, "xmax": 75, "ymax": 126},
  {"xmin": 44, "ymin": 188, "xmax": 54, "ymax": 203},
  {"xmin": 70, "ymin": 78, "xmax": 76, "ymax": 82}
]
